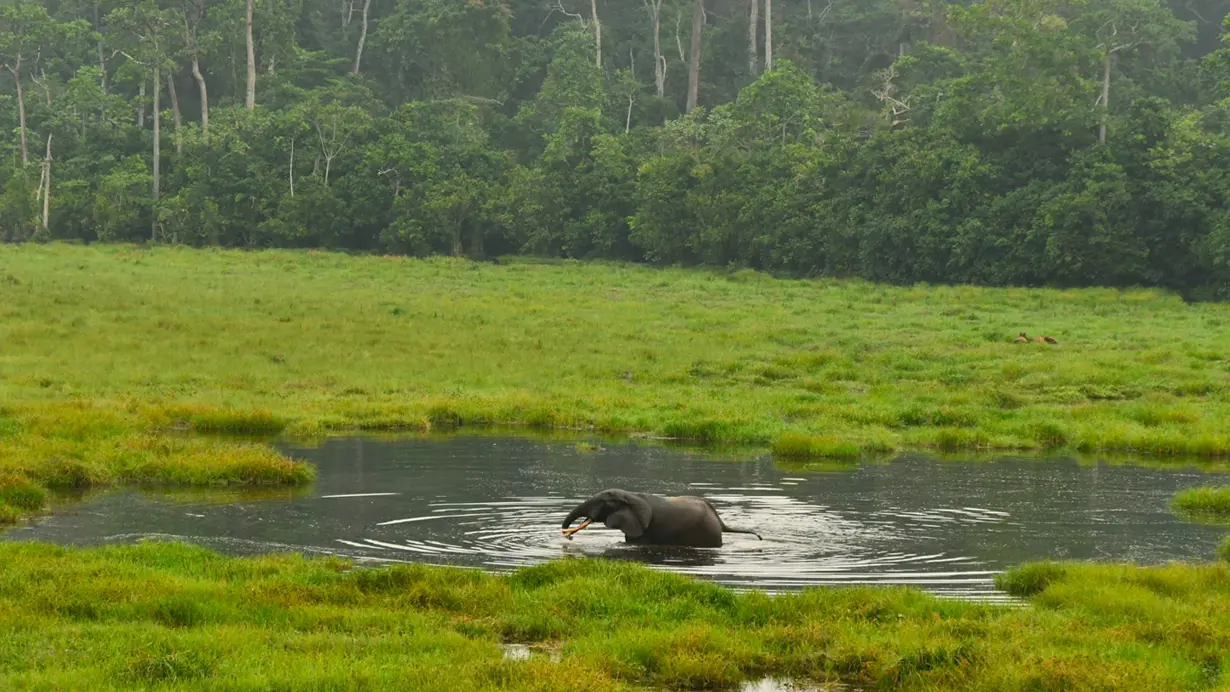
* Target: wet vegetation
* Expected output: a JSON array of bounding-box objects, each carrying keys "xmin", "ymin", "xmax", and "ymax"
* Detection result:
[
  {"xmin": 1173, "ymin": 486, "xmax": 1230, "ymax": 520},
  {"xmin": 3, "ymin": 243, "xmax": 1230, "ymax": 524},
  {"xmin": 0, "ymin": 542, "xmax": 1227, "ymax": 690}
]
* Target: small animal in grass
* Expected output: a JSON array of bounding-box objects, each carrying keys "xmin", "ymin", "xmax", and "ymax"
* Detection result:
[
  {"xmin": 561, "ymin": 488, "xmax": 762, "ymax": 548},
  {"xmin": 1014, "ymin": 332, "xmax": 1058, "ymax": 345}
]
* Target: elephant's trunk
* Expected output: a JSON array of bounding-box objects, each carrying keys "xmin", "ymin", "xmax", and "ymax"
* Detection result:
[{"xmin": 561, "ymin": 501, "xmax": 590, "ymax": 528}]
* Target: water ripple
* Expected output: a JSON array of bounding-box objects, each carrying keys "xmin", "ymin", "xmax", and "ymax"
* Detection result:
[{"xmin": 334, "ymin": 491, "xmax": 1007, "ymax": 598}]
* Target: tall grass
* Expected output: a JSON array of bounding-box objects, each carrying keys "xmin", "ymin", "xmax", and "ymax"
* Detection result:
[
  {"xmin": 1172, "ymin": 486, "xmax": 1230, "ymax": 520},
  {"xmin": 3, "ymin": 242, "xmax": 1230, "ymax": 521},
  {"xmin": 0, "ymin": 542, "xmax": 1227, "ymax": 690}
]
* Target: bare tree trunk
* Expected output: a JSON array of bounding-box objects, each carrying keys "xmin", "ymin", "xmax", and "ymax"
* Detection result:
[
  {"xmin": 685, "ymin": 0, "xmax": 704, "ymax": 113},
  {"xmin": 675, "ymin": 10, "xmax": 686, "ymax": 62},
  {"xmin": 7, "ymin": 60, "xmax": 27, "ymax": 166},
  {"xmin": 167, "ymin": 73, "xmax": 183, "ymax": 153},
  {"xmin": 352, "ymin": 0, "xmax": 372, "ymax": 73},
  {"xmin": 95, "ymin": 3, "xmax": 108, "ymax": 94},
  {"xmin": 191, "ymin": 54, "xmax": 209, "ymax": 137},
  {"xmin": 138, "ymin": 79, "xmax": 146, "ymax": 126},
  {"xmin": 764, "ymin": 0, "xmax": 772, "ymax": 71},
  {"xmin": 41, "ymin": 134, "xmax": 52, "ymax": 230},
  {"xmin": 38, "ymin": 69, "xmax": 51, "ymax": 106},
  {"xmin": 152, "ymin": 65, "xmax": 161, "ymax": 241},
  {"xmin": 626, "ymin": 92, "xmax": 635, "ymax": 133},
  {"xmin": 245, "ymin": 0, "xmax": 256, "ymax": 109},
  {"xmin": 289, "ymin": 136, "xmax": 295, "ymax": 197},
  {"xmin": 644, "ymin": 0, "xmax": 665, "ymax": 98},
  {"xmin": 1099, "ymin": 51, "xmax": 1110, "ymax": 144},
  {"xmin": 591, "ymin": 0, "xmax": 602, "ymax": 68},
  {"xmin": 748, "ymin": 0, "xmax": 759, "ymax": 76}
]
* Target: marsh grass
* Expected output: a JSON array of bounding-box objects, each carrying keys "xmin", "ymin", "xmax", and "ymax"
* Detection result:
[
  {"xmin": 1, "ymin": 541, "xmax": 1228, "ymax": 690},
  {"xmin": 1172, "ymin": 486, "xmax": 1230, "ymax": 521},
  {"xmin": 4, "ymin": 243, "xmax": 1230, "ymax": 521}
]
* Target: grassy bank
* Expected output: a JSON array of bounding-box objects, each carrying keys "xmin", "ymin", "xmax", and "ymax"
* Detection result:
[
  {"xmin": 0, "ymin": 542, "xmax": 1227, "ymax": 690},
  {"xmin": 3, "ymin": 242, "xmax": 1230, "ymax": 521},
  {"xmin": 1174, "ymin": 486, "xmax": 1230, "ymax": 521}
]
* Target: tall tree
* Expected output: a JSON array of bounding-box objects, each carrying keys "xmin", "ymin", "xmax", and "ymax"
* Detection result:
[
  {"xmin": 644, "ymin": 0, "xmax": 666, "ymax": 97},
  {"xmin": 245, "ymin": 0, "xmax": 255, "ymax": 108},
  {"xmin": 178, "ymin": 0, "xmax": 210, "ymax": 136},
  {"xmin": 353, "ymin": 0, "xmax": 372, "ymax": 73},
  {"xmin": 764, "ymin": 0, "xmax": 772, "ymax": 71},
  {"xmin": 748, "ymin": 0, "xmax": 758, "ymax": 76},
  {"xmin": 1077, "ymin": 0, "xmax": 1193, "ymax": 143},
  {"xmin": 0, "ymin": 3, "xmax": 58, "ymax": 166},
  {"xmin": 686, "ymin": 0, "xmax": 703, "ymax": 112},
  {"xmin": 591, "ymin": 0, "xmax": 602, "ymax": 68},
  {"xmin": 108, "ymin": 0, "xmax": 174, "ymax": 238}
]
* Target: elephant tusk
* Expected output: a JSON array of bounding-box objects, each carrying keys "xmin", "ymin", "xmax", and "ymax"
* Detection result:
[{"xmin": 561, "ymin": 519, "xmax": 593, "ymax": 539}]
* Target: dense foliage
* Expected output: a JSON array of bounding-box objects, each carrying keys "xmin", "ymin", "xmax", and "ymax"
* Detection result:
[{"xmin": 4, "ymin": 0, "xmax": 1230, "ymax": 295}]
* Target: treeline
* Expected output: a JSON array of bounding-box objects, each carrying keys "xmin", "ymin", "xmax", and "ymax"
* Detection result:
[{"xmin": 3, "ymin": 0, "xmax": 1230, "ymax": 296}]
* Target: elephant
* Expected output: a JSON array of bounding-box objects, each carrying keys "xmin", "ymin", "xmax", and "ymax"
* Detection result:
[{"xmin": 560, "ymin": 488, "xmax": 762, "ymax": 548}]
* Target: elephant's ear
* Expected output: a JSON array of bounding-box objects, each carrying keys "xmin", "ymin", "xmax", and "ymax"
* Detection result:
[{"xmin": 603, "ymin": 492, "xmax": 653, "ymax": 538}]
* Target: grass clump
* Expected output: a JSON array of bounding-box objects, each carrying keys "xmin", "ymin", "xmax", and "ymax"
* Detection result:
[
  {"xmin": 1, "ymin": 542, "xmax": 1229, "ymax": 690},
  {"xmin": 771, "ymin": 433, "xmax": 862, "ymax": 460},
  {"xmin": 1171, "ymin": 486, "xmax": 1230, "ymax": 520},
  {"xmin": 1220, "ymin": 536, "xmax": 1230, "ymax": 563},
  {"xmin": 0, "ymin": 474, "xmax": 45, "ymax": 523}
]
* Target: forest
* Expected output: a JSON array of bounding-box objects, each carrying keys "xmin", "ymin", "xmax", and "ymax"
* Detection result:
[{"xmin": 3, "ymin": 0, "xmax": 1230, "ymax": 296}]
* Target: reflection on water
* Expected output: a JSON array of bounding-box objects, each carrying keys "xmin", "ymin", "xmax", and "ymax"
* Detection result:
[{"xmin": 5, "ymin": 436, "xmax": 1229, "ymax": 603}]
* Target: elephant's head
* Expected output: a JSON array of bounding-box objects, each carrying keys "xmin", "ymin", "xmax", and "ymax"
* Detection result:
[{"xmin": 561, "ymin": 488, "xmax": 653, "ymax": 539}]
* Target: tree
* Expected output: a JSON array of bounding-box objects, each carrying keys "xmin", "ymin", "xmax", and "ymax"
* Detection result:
[
  {"xmin": 245, "ymin": 0, "xmax": 255, "ymax": 108},
  {"xmin": 685, "ymin": 0, "xmax": 703, "ymax": 113},
  {"xmin": 748, "ymin": 0, "xmax": 758, "ymax": 76},
  {"xmin": 352, "ymin": 0, "xmax": 373, "ymax": 73},
  {"xmin": 177, "ymin": 0, "xmax": 214, "ymax": 136},
  {"xmin": 107, "ymin": 0, "xmax": 176, "ymax": 239},
  {"xmin": 644, "ymin": 0, "xmax": 666, "ymax": 98},
  {"xmin": 1075, "ymin": 0, "xmax": 1194, "ymax": 144},
  {"xmin": 764, "ymin": 0, "xmax": 772, "ymax": 72},
  {"xmin": 0, "ymin": 3, "xmax": 58, "ymax": 166}
]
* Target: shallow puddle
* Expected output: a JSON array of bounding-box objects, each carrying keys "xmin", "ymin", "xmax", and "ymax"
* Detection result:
[{"xmin": 5, "ymin": 435, "xmax": 1228, "ymax": 602}]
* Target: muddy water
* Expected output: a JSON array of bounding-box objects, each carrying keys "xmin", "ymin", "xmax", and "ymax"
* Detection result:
[{"xmin": 5, "ymin": 436, "xmax": 1228, "ymax": 602}]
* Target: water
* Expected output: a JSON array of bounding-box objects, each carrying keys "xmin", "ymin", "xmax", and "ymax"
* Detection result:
[{"xmin": 5, "ymin": 435, "xmax": 1228, "ymax": 603}]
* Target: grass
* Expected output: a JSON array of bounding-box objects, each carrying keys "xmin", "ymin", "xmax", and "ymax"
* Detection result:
[
  {"xmin": 1173, "ymin": 486, "xmax": 1230, "ymax": 521},
  {"xmin": 2, "ymin": 242, "xmax": 1230, "ymax": 519},
  {"xmin": 0, "ymin": 541, "xmax": 1228, "ymax": 691},
  {"xmin": 5, "ymin": 243, "xmax": 1230, "ymax": 688}
]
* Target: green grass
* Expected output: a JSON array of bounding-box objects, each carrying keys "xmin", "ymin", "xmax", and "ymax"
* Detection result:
[
  {"xmin": 1173, "ymin": 486, "xmax": 1230, "ymax": 520},
  {"xmin": 1, "ymin": 542, "xmax": 1228, "ymax": 691},
  {"xmin": 6, "ymin": 243, "xmax": 1230, "ymax": 688},
  {"xmin": 3, "ymin": 242, "xmax": 1230, "ymax": 519}
]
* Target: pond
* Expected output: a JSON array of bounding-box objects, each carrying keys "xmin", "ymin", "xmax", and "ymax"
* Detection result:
[{"xmin": 5, "ymin": 435, "xmax": 1228, "ymax": 602}]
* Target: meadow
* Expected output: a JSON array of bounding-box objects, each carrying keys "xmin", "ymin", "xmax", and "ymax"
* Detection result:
[
  {"xmin": 4, "ymin": 243, "xmax": 1230, "ymax": 690},
  {"xmin": 3, "ymin": 242, "xmax": 1230, "ymax": 521},
  {"xmin": 0, "ymin": 541, "xmax": 1227, "ymax": 691}
]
